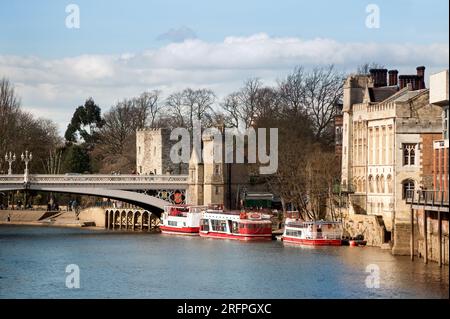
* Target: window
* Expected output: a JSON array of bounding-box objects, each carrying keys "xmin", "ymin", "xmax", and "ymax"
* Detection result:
[
  {"xmin": 403, "ymin": 144, "xmax": 416, "ymax": 166},
  {"xmin": 214, "ymin": 164, "xmax": 221, "ymax": 176},
  {"xmin": 368, "ymin": 175, "xmax": 374, "ymax": 193},
  {"xmin": 380, "ymin": 175, "xmax": 385, "ymax": 193},
  {"xmin": 215, "ymin": 186, "xmax": 220, "ymax": 195},
  {"xmin": 139, "ymin": 166, "xmax": 142, "ymax": 174},
  {"xmin": 386, "ymin": 175, "xmax": 393, "ymax": 193},
  {"xmin": 138, "ymin": 146, "xmax": 141, "ymax": 155},
  {"xmin": 402, "ymin": 180, "xmax": 415, "ymax": 199}
]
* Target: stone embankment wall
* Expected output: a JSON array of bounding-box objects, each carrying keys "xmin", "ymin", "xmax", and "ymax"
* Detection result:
[{"xmin": 342, "ymin": 212, "xmax": 386, "ymax": 247}]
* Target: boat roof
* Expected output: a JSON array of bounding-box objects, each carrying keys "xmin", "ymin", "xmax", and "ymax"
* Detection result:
[
  {"xmin": 239, "ymin": 219, "xmax": 272, "ymax": 224},
  {"xmin": 286, "ymin": 220, "xmax": 342, "ymax": 226}
]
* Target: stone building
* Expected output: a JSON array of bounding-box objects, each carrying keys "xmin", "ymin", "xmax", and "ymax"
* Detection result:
[
  {"xmin": 187, "ymin": 129, "xmax": 268, "ymax": 209},
  {"xmin": 136, "ymin": 128, "xmax": 188, "ymax": 175},
  {"xmin": 340, "ymin": 66, "xmax": 444, "ymax": 255}
]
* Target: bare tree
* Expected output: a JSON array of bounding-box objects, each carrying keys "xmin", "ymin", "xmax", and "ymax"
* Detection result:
[
  {"xmin": 133, "ymin": 90, "xmax": 163, "ymax": 128},
  {"xmin": 278, "ymin": 66, "xmax": 306, "ymax": 117},
  {"xmin": 165, "ymin": 88, "xmax": 216, "ymax": 131},
  {"xmin": 303, "ymin": 65, "xmax": 343, "ymax": 143},
  {"xmin": 357, "ymin": 62, "xmax": 385, "ymax": 75}
]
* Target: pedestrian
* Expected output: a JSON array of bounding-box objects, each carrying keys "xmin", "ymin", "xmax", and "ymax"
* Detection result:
[{"xmin": 7, "ymin": 213, "xmax": 11, "ymax": 222}]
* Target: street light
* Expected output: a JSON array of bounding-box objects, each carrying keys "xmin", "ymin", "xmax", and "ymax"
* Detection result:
[
  {"xmin": 21, "ymin": 150, "xmax": 32, "ymax": 177},
  {"xmin": 5, "ymin": 152, "xmax": 16, "ymax": 175}
]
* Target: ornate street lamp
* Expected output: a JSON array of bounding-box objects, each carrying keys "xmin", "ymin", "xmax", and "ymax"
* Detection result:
[
  {"xmin": 5, "ymin": 152, "xmax": 16, "ymax": 175},
  {"xmin": 21, "ymin": 151, "xmax": 32, "ymax": 182}
]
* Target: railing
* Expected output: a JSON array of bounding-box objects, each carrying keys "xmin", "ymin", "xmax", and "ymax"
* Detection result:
[
  {"xmin": 406, "ymin": 190, "xmax": 449, "ymax": 208},
  {"xmin": 0, "ymin": 174, "xmax": 189, "ymax": 185}
]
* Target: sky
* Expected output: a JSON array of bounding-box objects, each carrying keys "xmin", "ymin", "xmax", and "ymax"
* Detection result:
[{"xmin": 0, "ymin": 0, "xmax": 448, "ymax": 134}]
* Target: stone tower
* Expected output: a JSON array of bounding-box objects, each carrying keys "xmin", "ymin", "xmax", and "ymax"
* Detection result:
[
  {"xmin": 187, "ymin": 147, "xmax": 204, "ymax": 205},
  {"xmin": 201, "ymin": 132, "xmax": 225, "ymax": 206}
]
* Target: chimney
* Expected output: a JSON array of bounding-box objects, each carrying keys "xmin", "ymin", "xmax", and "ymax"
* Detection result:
[
  {"xmin": 399, "ymin": 75, "xmax": 406, "ymax": 89},
  {"xmin": 399, "ymin": 75, "xmax": 421, "ymax": 90},
  {"xmin": 388, "ymin": 70, "xmax": 398, "ymax": 86},
  {"xmin": 369, "ymin": 68, "xmax": 388, "ymax": 87},
  {"xmin": 416, "ymin": 66, "xmax": 426, "ymax": 89}
]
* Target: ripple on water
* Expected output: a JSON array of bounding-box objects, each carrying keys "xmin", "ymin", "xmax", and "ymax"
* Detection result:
[{"xmin": 0, "ymin": 226, "xmax": 448, "ymax": 299}]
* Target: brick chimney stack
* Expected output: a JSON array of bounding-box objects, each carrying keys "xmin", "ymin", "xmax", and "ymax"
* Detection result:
[
  {"xmin": 416, "ymin": 66, "xmax": 426, "ymax": 89},
  {"xmin": 399, "ymin": 75, "xmax": 421, "ymax": 90},
  {"xmin": 369, "ymin": 68, "xmax": 388, "ymax": 87},
  {"xmin": 388, "ymin": 70, "xmax": 398, "ymax": 86}
]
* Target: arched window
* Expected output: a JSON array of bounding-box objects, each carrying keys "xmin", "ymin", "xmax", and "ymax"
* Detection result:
[
  {"xmin": 368, "ymin": 175, "xmax": 374, "ymax": 193},
  {"xmin": 375, "ymin": 175, "xmax": 380, "ymax": 193},
  {"xmin": 402, "ymin": 179, "xmax": 415, "ymax": 199},
  {"xmin": 380, "ymin": 175, "xmax": 385, "ymax": 193},
  {"xmin": 386, "ymin": 175, "xmax": 393, "ymax": 193}
]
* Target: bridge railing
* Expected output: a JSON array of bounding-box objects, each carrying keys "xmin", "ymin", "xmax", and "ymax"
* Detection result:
[{"xmin": 0, "ymin": 174, "xmax": 189, "ymax": 185}]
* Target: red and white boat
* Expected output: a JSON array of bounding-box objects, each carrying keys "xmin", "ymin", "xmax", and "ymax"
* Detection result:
[
  {"xmin": 159, "ymin": 205, "xmax": 206, "ymax": 236},
  {"xmin": 282, "ymin": 219, "xmax": 343, "ymax": 246},
  {"xmin": 199, "ymin": 205, "xmax": 273, "ymax": 241}
]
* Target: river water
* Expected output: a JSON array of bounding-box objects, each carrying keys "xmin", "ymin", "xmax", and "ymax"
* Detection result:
[{"xmin": 0, "ymin": 225, "xmax": 448, "ymax": 299}]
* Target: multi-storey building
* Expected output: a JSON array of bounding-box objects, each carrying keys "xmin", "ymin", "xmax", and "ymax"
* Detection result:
[
  {"xmin": 406, "ymin": 70, "xmax": 449, "ymax": 266},
  {"xmin": 341, "ymin": 66, "xmax": 443, "ymax": 255}
]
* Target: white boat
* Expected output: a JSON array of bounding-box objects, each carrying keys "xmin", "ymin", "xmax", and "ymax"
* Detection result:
[
  {"xmin": 159, "ymin": 205, "xmax": 206, "ymax": 236},
  {"xmin": 282, "ymin": 219, "xmax": 343, "ymax": 246}
]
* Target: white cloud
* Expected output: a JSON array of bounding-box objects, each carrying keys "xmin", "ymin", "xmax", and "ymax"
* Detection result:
[{"xmin": 0, "ymin": 33, "xmax": 448, "ymax": 133}]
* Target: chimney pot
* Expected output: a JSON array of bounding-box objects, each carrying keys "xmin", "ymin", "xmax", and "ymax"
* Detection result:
[
  {"xmin": 388, "ymin": 70, "xmax": 398, "ymax": 86},
  {"xmin": 370, "ymin": 68, "xmax": 388, "ymax": 87},
  {"xmin": 416, "ymin": 66, "xmax": 426, "ymax": 89}
]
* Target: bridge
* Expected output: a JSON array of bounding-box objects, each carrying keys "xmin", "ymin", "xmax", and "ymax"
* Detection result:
[{"xmin": 0, "ymin": 174, "xmax": 189, "ymax": 214}]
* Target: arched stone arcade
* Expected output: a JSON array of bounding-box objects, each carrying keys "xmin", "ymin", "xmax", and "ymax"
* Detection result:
[{"xmin": 105, "ymin": 209, "xmax": 160, "ymax": 232}]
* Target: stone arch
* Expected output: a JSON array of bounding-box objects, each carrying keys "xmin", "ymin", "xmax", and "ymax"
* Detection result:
[
  {"xmin": 127, "ymin": 211, "xmax": 133, "ymax": 230},
  {"xmin": 121, "ymin": 211, "xmax": 127, "ymax": 229},
  {"xmin": 114, "ymin": 210, "xmax": 120, "ymax": 229},
  {"xmin": 134, "ymin": 211, "xmax": 142, "ymax": 230},
  {"xmin": 142, "ymin": 211, "xmax": 149, "ymax": 230},
  {"xmin": 380, "ymin": 175, "xmax": 385, "ymax": 193},
  {"xmin": 375, "ymin": 175, "xmax": 380, "ymax": 193},
  {"xmin": 401, "ymin": 178, "xmax": 415, "ymax": 200},
  {"xmin": 368, "ymin": 175, "xmax": 374, "ymax": 193},
  {"xmin": 109, "ymin": 210, "xmax": 114, "ymax": 229},
  {"xmin": 386, "ymin": 174, "xmax": 393, "ymax": 193}
]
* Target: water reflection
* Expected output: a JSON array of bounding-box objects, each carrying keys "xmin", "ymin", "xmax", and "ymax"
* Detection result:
[{"xmin": 0, "ymin": 226, "xmax": 448, "ymax": 299}]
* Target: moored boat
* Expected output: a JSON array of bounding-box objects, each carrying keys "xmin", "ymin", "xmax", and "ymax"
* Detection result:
[
  {"xmin": 159, "ymin": 205, "xmax": 206, "ymax": 236},
  {"xmin": 199, "ymin": 205, "xmax": 273, "ymax": 241},
  {"xmin": 282, "ymin": 219, "xmax": 343, "ymax": 246}
]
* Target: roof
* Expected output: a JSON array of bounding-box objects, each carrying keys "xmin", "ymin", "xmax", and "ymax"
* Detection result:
[
  {"xmin": 391, "ymin": 89, "xmax": 427, "ymax": 102},
  {"xmin": 368, "ymin": 86, "xmax": 399, "ymax": 102}
]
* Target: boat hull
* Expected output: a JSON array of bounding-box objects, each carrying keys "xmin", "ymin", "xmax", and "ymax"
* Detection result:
[
  {"xmin": 160, "ymin": 225, "xmax": 200, "ymax": 236},
  {"xmin": 199, "ymin": 231, "xmax": 272, "ymax": 241},
  {"xmin": 282, "ymin": 236, "xmax": 342, "ymax": 246}
]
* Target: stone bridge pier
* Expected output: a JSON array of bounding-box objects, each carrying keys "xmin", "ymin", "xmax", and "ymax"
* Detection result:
[{"xmin": 105, "ymin": 209, "xmax": 160, "ymax": 232}]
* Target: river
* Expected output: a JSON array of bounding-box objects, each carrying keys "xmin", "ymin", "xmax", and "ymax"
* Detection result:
[{"xmin": 0, "ymin": 225, "xmax": 448, "ymax": 299}]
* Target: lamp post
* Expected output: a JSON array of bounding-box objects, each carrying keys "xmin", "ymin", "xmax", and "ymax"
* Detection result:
[
  {"xmin": 5, "ymin": 152, "xmax": 16, "ymax": 175},
  {"xmin": 21, "ymin": 150, "xmax": 32, "ymax": 182}
]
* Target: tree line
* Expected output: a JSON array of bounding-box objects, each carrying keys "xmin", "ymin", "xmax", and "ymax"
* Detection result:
[{"xmin": 1, "ymin": 64, "xmax": 345, "ymax": 219}]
